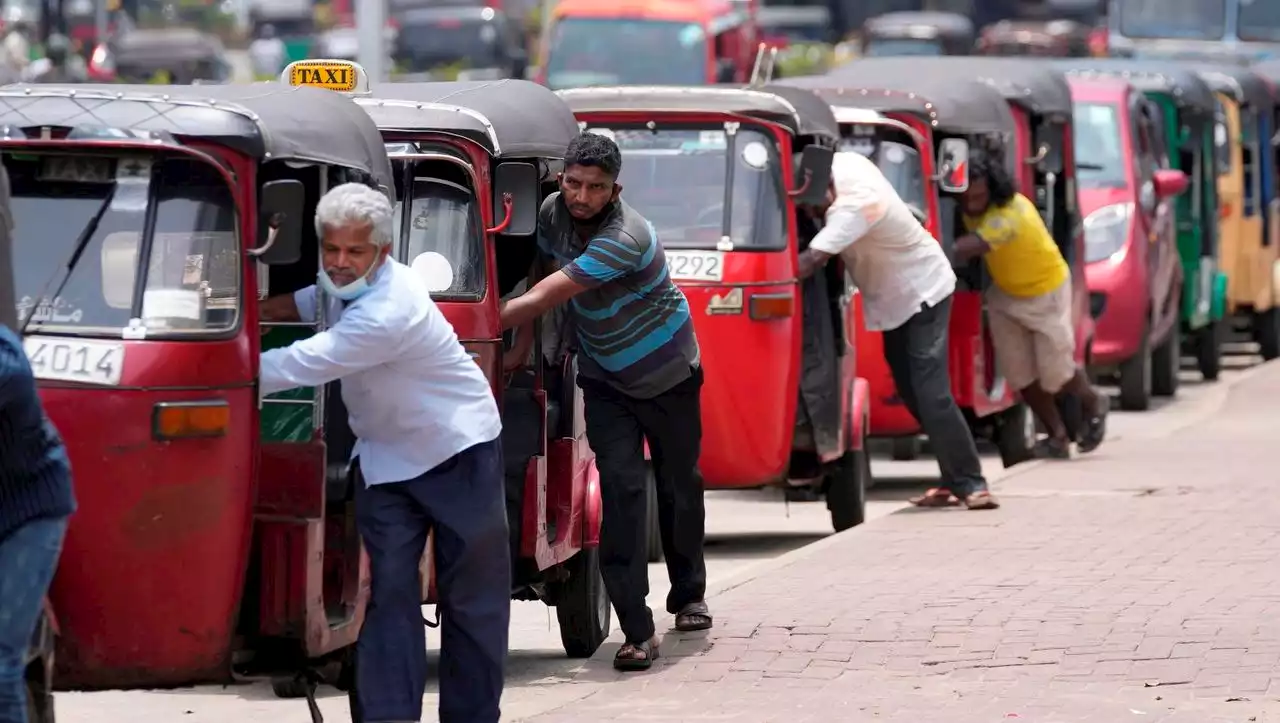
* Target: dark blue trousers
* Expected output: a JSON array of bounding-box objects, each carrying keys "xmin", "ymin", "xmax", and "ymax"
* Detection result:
[
  {"xmin": 353, "ymin": 439, "xmax": 510, "ymax": 723},
  {"xmin": 0, "ymin": 516, "xmax": 65, "ymax": 723}
]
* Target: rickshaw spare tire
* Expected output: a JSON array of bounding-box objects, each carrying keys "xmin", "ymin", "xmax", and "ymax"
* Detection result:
[{"xmin": 553, "ymin": 546, "xmax": 610, "ymax": 658}]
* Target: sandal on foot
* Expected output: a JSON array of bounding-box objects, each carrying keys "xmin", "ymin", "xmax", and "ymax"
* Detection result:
[
  {"xmin": 1078, "ymin": 396, "xmax": 1109, "ymax": 454},
  {"xmin": 1034, "ymin": 437, "xmax": 1071, "ymax": 460},
  {"xmin": 613, "ymin": 638, "xmax": 659, "ymax": 672},
  {"xmin": 674, "ymin": 601, "xmax": 713, "ymax": 632},
  {"xmin": 909, "ymin": 488, "xmax": 961, "ymax": 508},
  {"xmin": 964, "ymin": 490, "xmax": 1000, "ymax": 510}
]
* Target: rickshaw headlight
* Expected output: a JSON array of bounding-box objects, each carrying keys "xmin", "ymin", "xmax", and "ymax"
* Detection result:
[{"xmin": 1083, "ymin": 203, "xmax": 1133, "ymax": 263}]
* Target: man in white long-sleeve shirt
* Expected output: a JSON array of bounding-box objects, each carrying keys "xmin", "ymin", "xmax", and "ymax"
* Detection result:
[
  {"xmin": 796, "ymin": 151, "xmax": 997, "ymax": 510},
  {"xmin": 258, "ymin": 183, "xmax": 507, "ymax": 723}
]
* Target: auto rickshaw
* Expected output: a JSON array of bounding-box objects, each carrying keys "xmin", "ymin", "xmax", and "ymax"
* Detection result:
[
  {"xmin": 280, "ymin": 60, "xmax": 611, "ymax": 665},
  {"xmin": 976, "ymin": 19, "xmax": 1094, "ymax": 57},
  {"xmin": 1059, "ymin": 59, "xmax": 1229, "ymax": 382},
  {"xmin": 780, "ymin": 68, "xmax": 1038, "ymax": 465},
  {"xmin": 1195, "ymin": 64, "xmax": 1280, "ymax": 360},
  {"xmin": 0, "ymin": 81, "xmax": 395, "ymax": 712},
  {"xmin": 0, "ymin": 160, "xmax": 57, "ymax": 723},
  {"xmin": 861, "ymin": 11, "xmax": 975, "ymax": 57},
  {"xmin": 557, "ymin": 84, "xmax": 870, "ymax": 535},
  {"xmin": 105, "ymin": 28, "xmax": 233, "ymax": 84}
]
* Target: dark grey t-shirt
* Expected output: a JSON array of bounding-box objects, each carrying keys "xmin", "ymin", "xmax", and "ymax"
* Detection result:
[{"xmin": 538, "ymin": 193, "xmax": 699, "ymax": 399}]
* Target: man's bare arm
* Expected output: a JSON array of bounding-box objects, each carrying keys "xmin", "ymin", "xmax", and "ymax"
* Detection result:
[
  {"xmin": 953, "ymin": 234, "xmax": 990, "ymax": 262},
  {"xmin": 259, "ymin": 294, "xmax": 301, "ymax": 322},
  {"xmin": 502, "ymin": 257, "xmax": 545, "ymax": 372},
  {"xmin": 797, "ymin": 248, "xmax": 834, "ymax": 281}
]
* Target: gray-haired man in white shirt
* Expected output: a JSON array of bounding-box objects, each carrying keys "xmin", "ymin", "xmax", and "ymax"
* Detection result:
[{"xmin": 798, "ymin": 151, "xmax": 997, "ymax": 510}]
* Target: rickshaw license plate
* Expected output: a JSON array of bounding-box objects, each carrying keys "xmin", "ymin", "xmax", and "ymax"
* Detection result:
[
  {"xmin": 666, "ymin": 251, "xmax": 724, "ymax": 281},
  {"xmin": 23, "ymin": 337, "xmax": 125, "ymax": 386}
]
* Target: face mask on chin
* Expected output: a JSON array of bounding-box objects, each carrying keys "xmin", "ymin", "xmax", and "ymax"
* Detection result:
[{"xmin": 318, "ymin": 255, "xmax": 382, "ymax": 301}]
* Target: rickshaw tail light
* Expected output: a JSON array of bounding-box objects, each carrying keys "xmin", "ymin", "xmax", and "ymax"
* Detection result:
[
  {"xmin": 153, "ymin": 401, "xmax": 231, "ymax": 440},
  {"xmin": 749, "ymin": 292, "xmax": 794, "ymax": 321}
]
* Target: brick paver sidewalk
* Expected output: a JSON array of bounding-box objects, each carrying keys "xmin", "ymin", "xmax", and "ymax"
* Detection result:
[{"xmin": 518, "ymin": 365, "xmax": 1280, "ymax": 723}]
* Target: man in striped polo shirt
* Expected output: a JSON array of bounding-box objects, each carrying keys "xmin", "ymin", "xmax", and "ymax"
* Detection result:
[{"xmin": 500, "ymin": 132, "xmax": 707, "ymax": 671}]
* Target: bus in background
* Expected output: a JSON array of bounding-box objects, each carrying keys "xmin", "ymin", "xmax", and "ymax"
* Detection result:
[
  {"xmin": 538, "ymin": 0, "xmax": 758, "ymax": 89},
  {"xmin": 1107, "ymin": 0, "xmax": 1280, "ymax": 63}
]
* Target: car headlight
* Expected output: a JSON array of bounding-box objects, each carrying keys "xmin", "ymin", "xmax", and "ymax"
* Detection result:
[{"xmin": 1084, "ymin": 203, "xmax": 1133, "ymax": 263}]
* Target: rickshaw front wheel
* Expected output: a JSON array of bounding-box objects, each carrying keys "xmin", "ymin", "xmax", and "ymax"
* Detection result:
[
  {"xmin": 553, "ymin": 547, "xmax": 611, "ymax": 658},
  {"xmin": 826, "ymin": 447, "xmax": 869, "ymax": 532}
]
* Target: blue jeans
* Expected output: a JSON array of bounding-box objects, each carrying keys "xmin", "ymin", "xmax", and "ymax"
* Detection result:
[{"xmin": 0, "ymin": 516, "xmax": 66, "ymax": 723}]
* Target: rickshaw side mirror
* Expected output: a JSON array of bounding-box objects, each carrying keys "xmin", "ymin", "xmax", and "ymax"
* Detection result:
[
  {"xmin": 792, "ymin": 145, "xmax": 833, "ymax": 206},
  {"xmin": 937, "ymin": 137, "xmax": 970, "ymax": 194},
  {"xmin": 492, "ymin": 161, "xmax": 539, "ymax": 237},
  {"xmin": 254, "ymin": 179, "xmax": 305, "ymax": 266},
  {"xmin": 1153, "ymin": 169, "xmax": 1189, "ymax": 199}
]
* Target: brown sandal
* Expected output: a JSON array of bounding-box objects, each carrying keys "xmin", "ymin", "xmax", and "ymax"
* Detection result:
[
  {"xmin": 674, "ymin": 601, "xmax": 713, "ymax": 632},
  {"xmin": 964, "ymin": 490, "xmax": 1000, "ymax": 510},
  {"xmin": 613, "ymin": 637, "xmax": 659, "ymax": 671},
  {"xmin": 909, "ymin": 488, "xmax": 961, "ymax": 507}
]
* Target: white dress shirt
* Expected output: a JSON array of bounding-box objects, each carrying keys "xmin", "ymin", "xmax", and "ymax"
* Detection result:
[
  {"xmin": 808, "ymin": 151, "xmax": 956, "ymax": 332},
  {"xmin": 260, "ymin": 258, "xmax": 501, "ymax": 486}
]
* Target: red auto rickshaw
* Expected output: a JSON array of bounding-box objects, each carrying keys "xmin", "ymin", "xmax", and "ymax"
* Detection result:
[
  {"xmin": 1068, "ymin": 75, "xmax": 1186, "ymax": 411},
  {"xmin": 0, "ymin": 81, "xmax": 391, "ymax": 716},
  {"xmin": 780, "ymin": 69, "xmax": 1038, "ymax": 465},
  {"xmin": 558, "ymin": 84, "xmax": 871, "ymax": 535},
  {"xmin": 281, "ymin": 60, "xmax": 610, "ymax": 669}
]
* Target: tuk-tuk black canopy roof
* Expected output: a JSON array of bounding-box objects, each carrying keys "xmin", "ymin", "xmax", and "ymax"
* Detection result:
[
  {"xmin": 0, "ymin": 83, "xmax": 394, "ymax": 187},
  {"xmin": 1193, "ymin": 63, "xmax": 1275, "ymax": 109},
  {"xmin": 780, "ymin": 70, "xmax": 1015, "ymax": 137},
  {"xmin": 864, "ymin": 11, "xmax": 974, "ymax": 38},
  {"xmin": 831, "ymin": 57, "xmax": 1073, "ymax": 117},
  {"xmin": 1053, "ymin": 59, "xmax": 1218, "ymax": 114},
  {"xmin": 360, "ymin": 80, "xmax": 579, "ymax": 159},
  {"xmin": 555, "ymin": 85, "xmax": 840, "ymax": 141}
]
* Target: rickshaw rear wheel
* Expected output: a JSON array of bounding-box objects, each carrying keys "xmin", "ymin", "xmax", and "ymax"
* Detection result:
[
  {"xmin": 553, "ymin": 546, "xmax": 611, "ymax": 658},
  {"xmin": 1195, "ymin": 319, "xmax": 1223, "ymax": 381},
  {"xmin": 826, "ymin": 444, "xmax": 869, "ymax": 532},
  {"xmin": 1151, "ymin": 319, "xmax": 1181, "ymax": 397},
  {"xmin": 1118, "ymin": 330, "xmax": 1152, "ymax": 411},
  {"xmin": 1254, "ymin": 307, "xmax": 1280, "ymax": 361},
  {"xmin": 644, "ymin": 467, "xmax": 664, "ymax": 563}
]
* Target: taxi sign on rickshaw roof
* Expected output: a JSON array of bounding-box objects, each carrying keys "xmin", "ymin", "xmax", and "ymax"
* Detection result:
[{"xmin": 282, "ymin": 59, "xmax": 370, "ymax": 95}]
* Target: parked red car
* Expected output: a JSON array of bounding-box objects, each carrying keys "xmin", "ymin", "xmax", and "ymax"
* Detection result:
[{"xmin": 1069, "ymin": 76, "xmax": 1188, "ymax": 410}]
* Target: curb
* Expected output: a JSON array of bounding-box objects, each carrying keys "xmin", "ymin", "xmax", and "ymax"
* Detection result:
[{"xmin": 586, "ymin": 359, "xmax": 1274, "ymax": 663}]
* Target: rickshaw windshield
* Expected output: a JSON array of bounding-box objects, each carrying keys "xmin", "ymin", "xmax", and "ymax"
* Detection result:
[
  {"xmin": 545, "ymin": 18, "xmax": 707, "ymax": 89},
  {"xmin": 391, "ymin": 174, "xmax": 485, "ymax": 300},
  {"xmin": 864, "ymin": 38, "xmax": 944, "ymax": 56},
  {"xmin": 1238, "ymin": 1, "xmax": 1280, "ymax": 42},
  {"xmin": 837, "ymin": 137, "xmax": 927, "ymax": 215},
  {"xmin": 1073, "ymin": 103, "xmax": 1128, "ymax": 188},
  {"xmin": 592, "ymin": 126, "xmax": 788, "ymax": 251},
  {"xmin": 8, "ymin": 153, "xmax": 239, "ymax": 337},
  {"xmin": 1118, "ymin": 0, "xmax": 1225, "ymax": 40}
]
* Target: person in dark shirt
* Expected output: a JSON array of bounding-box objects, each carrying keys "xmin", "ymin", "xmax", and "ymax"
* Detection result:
[
  {"xmin": 500, "ymin": 132, "xmax": 707, "ymax": 671},
  {"xmin": 0, "ymin": 324, "xmax": 74, "ymax": 723}
]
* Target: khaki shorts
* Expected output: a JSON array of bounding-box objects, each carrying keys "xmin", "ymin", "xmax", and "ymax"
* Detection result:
[{"xmin": 987, "ymin": 279, "xmax": 1077, "ymax": 393}]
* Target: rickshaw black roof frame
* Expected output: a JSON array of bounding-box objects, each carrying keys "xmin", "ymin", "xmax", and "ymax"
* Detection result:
[
  {"xmin": 779, "ymin": 72, "xmax": 1017, "ymax": 139},
  {"xmin": 0, "ymin": 83, "xmax": 395, "ymax": 188},
  {"xmin": 555, "ymin": 85, "xmax": 841, "ymax": 144},
  {"xmin": 1192, "ymin": 63, "xmax": 1275, "ymax": 110},
  {"xmin": 830, "ymin": 57, "xmax": 1074, "ymax": 119},
  {"xmin": 1053, "ymin": 59, "xmax": 1219, "ymax": 116},
  {"xmin": 362, "ymin": 80, "xmax": 580, "ymax": 160}
]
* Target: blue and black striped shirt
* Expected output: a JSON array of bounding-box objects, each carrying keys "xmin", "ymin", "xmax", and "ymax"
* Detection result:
[
  {"xmin": 0, "ymin": 325, "xmax": 74, "ymax": 542},
  {"xmin": 538, "ymin": 194, "xmax": 699, "ymax": 399}
]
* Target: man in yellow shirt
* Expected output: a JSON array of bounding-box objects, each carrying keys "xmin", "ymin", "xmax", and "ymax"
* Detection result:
[{"xmin": 955, "ymin": 155, "xmax": 1108, "ymax": 459}]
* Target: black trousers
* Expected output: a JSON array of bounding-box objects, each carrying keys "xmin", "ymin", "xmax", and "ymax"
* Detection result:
[
  {"xmin": 580, "ymin": 368, "xmax": 707, "ymax": 643},
  {"xmin": 353, "ymin": 439, "xmax": 510, "ymax": 723},
  {"xmin": 881, "ymin": 295, "xmax": 988, "ymax": 497}
]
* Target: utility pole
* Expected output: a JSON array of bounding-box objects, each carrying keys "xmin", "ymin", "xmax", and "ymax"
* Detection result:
[
  {"xmin": 95, "ymin": 0, "xmax": 108, "ymax": 47},
  {"xmin": 357, "ymin": 0, "xmax": 386, "ymax": 82}
]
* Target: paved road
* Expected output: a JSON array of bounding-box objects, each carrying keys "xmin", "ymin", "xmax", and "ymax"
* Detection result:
[{"xmin": 51, "ymin": 346, "xmax": 1264, "ymax": 722}]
